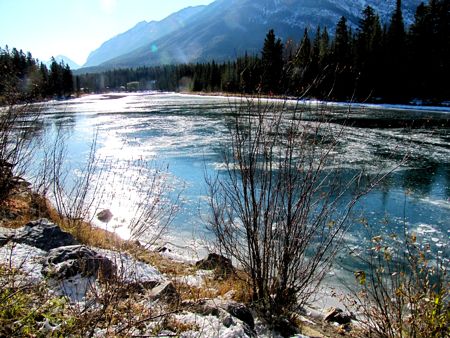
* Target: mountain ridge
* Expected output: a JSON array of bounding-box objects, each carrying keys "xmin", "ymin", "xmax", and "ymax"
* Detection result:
[
  {"xmin": 80, "ymin": 0, "xmax": 423, "ymax": 71},
  {"xmin": 83, "ymin": 5, "xmax": 206, "ymax": 67},
  {"xmin": 48, "ymin": 55, "xmax": 80, "ymax": 70}
]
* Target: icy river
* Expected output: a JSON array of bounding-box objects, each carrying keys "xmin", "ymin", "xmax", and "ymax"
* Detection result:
[{"xmin": 28, "ymin": 92, "xmax": 450, "ymax": 262}]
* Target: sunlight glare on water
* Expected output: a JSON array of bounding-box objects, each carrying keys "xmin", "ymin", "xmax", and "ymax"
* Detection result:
[{"xmin": 31, "ymin": 92, "xmax": 450, "ymax": 260}]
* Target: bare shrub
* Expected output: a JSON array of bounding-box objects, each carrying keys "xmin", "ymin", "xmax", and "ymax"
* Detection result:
[
  {"xmin": 125, "ymin": 161, "xmax": 180, "ymax": 246},
  {"xmin": 0, "ymin": 102, "xmax": 40, "ymax": 202},
  {"xmin": 206, "ymin": 98, "xmax": 391, "ymax": 323},
  {"xmin": 30, "ymin": 121, "xmax": 179, "ymax": 245},
  {"xmin": 50, "ymin": 131, "xmax": 106, "ymax": 235},
  {"xmin": 348, "ymin": 230, "xmax": 449, "ymax": 338}
]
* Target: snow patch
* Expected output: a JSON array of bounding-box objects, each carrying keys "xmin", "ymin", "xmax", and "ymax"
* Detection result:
[
  {"xmin": 174, "ymin": 312, "xmax": 250, "ymax": 338},
  {"xmin": 48, "ymin": 274, "xmax": 97, "ymax": 302},
  {"xmin": 96, "ymin": 248, "xmax": 165, "ymax": 283},
  {"xmin": 0, "ymin": 242, "xmax": 46, "ymax": 282},
  {"xmin": 174, "ymin": 270, "xmax": 214, "ymax": 288}
]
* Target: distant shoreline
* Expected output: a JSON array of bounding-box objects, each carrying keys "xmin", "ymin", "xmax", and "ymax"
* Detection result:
[{"xmin": 179, "ymin": 91, "xmax": 450, "ymax": 114}]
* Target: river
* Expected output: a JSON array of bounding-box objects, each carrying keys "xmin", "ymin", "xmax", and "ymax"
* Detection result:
[{"xmin": 27, "ymin": 92, "xmax": 450, "ymax": 264}]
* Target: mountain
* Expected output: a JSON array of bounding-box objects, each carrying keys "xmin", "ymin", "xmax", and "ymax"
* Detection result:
[
  {"xmin": 87, "ymin": 0, "xmax": 423, "ymax": 69},
  {"xmin": 49, "ymin": 55, "xmax": 80, "ymax": 70},
  {"xmin": 83, "ymin": 5, "xmax": 206, "ymax": 67}
]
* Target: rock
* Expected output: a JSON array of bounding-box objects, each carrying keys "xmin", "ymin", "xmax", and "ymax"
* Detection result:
[
  {"xmin": 195, "ymin": 253, "xmax": 234, "ymax": 277},
  {"xmin": 222, "ymin": 315, "xmax": 235, "ymax": 328},
  {"xmin": 0, "ymin": 233, "xmax": 10, "ymax": 246},
  {"xmin": 227, "ymin": 303, "xmax": 255, "ymax": 330},
  {"xmin": 97, "ymin": 209, "xmax": 113, "ymax": 223},
  {"xmin": 0, "ymin": 209, "xmax": 18, "ymax": 221},
  {"xmin": 181, "ymin": 299, "xmax": 223, "ymax": 317},
  {"xmin": 182, "ymin": 299, "xmax": 256, "ymax": 337},
  {"xmin": 324, "ymin": 307, "xmax": 354, "ymax": 325},
  {"xmin": 114, "ymin": 280, "xmax": 161, "ymax": 299},
  {"xmin": 132, "ymin": 240, "xmax": 143, "ymax": 248},
  {"xmin": 148, "ymin": 281, "xmax": 179, "ymax": 304},
  {"xmin": 0, "ymin": 228, "xmax": 15, "ymax": 247},
  {"xmin": 13, "ymin": 219, "xmax": 78, "ymax": 251},
  {"xmin": 273, "ymin": 317, "xmax": 300, "ymax": 338},
  {"xmin": 156, "ymin": 246, "xmax": 171, "ymax": 253},
  {"xmin": 123, "ymin": 280, "xmax": 160, "ymax": 295},
  {"xmin": 42, "ymin": 245, "xmax": 116, "ymax": 280}
]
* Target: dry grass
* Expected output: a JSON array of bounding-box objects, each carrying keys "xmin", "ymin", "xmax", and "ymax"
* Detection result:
[
  {"xmin": 0, "ymin": 187, "xmax": 51, "ymax": 228},
  {"xmin": 174, "ymin": 269, "xmax": 252, "ymax": 304},
  {"xmin": 0, "ymin": 186, "xmax": 348, "ymax": 337},
  {"xmin": 0, "ymin": 186, "xmax": 200, "ymax": 282},
  {"xmin": 132, "ymin": 250, "xmax": 195, "ymax": 277},
  {"xmin": 159, "ymin": 316, "xmax": 200, "ymax": 335},
  {"xmin": 0, "ymin": 187, "xmax": 254, "ymax": 303},
  {"xmin": 0, "ymin": 188, "xmax": 126, "ymax": 249}
]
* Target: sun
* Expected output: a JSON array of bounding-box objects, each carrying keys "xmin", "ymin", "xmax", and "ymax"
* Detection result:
[{"xmin": 100, "ymin": 0, "xmax": 117, "ymax": 13}]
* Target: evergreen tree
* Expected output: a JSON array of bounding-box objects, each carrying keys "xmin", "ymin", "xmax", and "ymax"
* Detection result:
[
  {"xmin": 355, "ymin": 6, "xmax": 383, "ymax": 99},
  {"xmin": 334, "ymin": 16, "xmax": 351, "ymax": 66},
  {"xmin": 62, "ymin": 64, "xmax": 74, "ymax": 96},
  {"xmin": 385, "ymin": 0, "xmax": 407, "ymax": 101},
  {"xmin": 210, "ymin": 60, "xmax": 221, "ymax": 92},
  {"xmin": 39, "ymin": 62, "xmax": 50, "ymax": 96},
  {"xmin": 356, "ymin": 6, "xmax": 383, "ymax": 64},
  {"xmin": 74, "ymin": 0, "xmax": 449, "ymax": 104},
  {"xmin": 388, "ymin": 0, "xmax": 406, "ymax": 47},
  {"xmin": 288, "ymin": 28, "xmax": 312, "ymax": 95},
  {"xmin": 75, "ymin": 76, "xmax": 81, "ymax": 95},
  {"xmin": 261, "ymin": 29, "xmax": 283, "ymax": 94},
  {"xmin": 332, "ymin": 16, "xmax": 354, "ymax": 100},
  {"xmin": 409, "ymin": 0, "xmax": 450, "ymax": 101},
  {"xmin": 312, "ymin": 26, "xmax": 322, "ymax": 63},
  {"xmin": 319, "ymin": 27, "xmax": 330, "ymax": 65},
  {"xmin": 0, "ymin": 47, "xmax": 74, "ymax": 102},
  {"xmin": 49, "ymin": 58, "xmax": 63, "ymax": 97}
]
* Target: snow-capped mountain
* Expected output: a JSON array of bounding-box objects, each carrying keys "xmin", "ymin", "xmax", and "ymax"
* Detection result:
[{"xmin": 83, "ymin": 0, "xmax": 422, "ymax": 70}]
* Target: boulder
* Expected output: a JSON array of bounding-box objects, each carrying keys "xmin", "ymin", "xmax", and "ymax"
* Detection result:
[
  {"xmin": 195, "ymin": 253, "xmax": 234, "ymax": 277},
  {"xmin": 122, "ymin": 280, "xmax": 160, "ymax": 296},
  {"xmin": 113, "ymin": 280, "xmax": 161, "ymax": 299},
  {"xmin": 156, "ymin": 246, "xmax": 171, "ymax": 253},
  {"xmin": 273, "ymin": 317, "xmax": 300, "ymax": 338},
  {"xmin": 324, "ymin": 307, "xmax": 354, "ymax": 325},
  {"xmin": 42, "ymin": 245, "xmax": 116, "ymax": 280},
  {"xmin": 13, "ymin": 219, "xmax": 78, "ymax": 251},
  {"xmin": 227, "ymin": 302, "xmax": 255, "ymax": 330},
  {"xmin": 148, "ymin": 281, "xmax": 180, "ymax": 304},
  {"xmin": 97, "ymin": 209, "xmax": 113, "ymax": 223}
]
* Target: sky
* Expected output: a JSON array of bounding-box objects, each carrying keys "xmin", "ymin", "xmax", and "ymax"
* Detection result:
[{"xmin": 0, "ymin": 0, "xmax": 215, "ymax": 66}]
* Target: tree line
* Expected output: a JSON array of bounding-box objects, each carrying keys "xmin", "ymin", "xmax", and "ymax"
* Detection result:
[
  {"xmin": 0, "ymin": 47, "xmax": 74, "ymax": 104},
  {"xmin": 78, "ymin": 0, "xmax": 447, "ymax": 104}
]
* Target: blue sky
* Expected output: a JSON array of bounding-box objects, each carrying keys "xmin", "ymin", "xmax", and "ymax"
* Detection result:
[{"xmin": 0, "ymin": 0, "xmax": 214, "ymax": 65}]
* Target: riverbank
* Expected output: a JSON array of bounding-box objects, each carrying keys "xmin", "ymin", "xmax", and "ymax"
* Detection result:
[
  {"xmin": 0, "ymin": 182, "xmax": 356, "ymax": 337},
  {"xmin": 2, "ymin": 92, "xmax": 448, "ymax": 336},
  {"xmin": 179, "ymin": 90, "xmax": 450, "ymax": 113}
]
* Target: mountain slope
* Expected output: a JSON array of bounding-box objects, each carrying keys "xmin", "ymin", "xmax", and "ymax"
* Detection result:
[
  {"xmin": 94, "ymin": 0, "xmax": 423, "ymax": 69},
  {"xmin": 48, "ymin": 55, "xmax": 80, "ymax": 70},
  {"xmin": 83, "ymin": 5, "xmax": 206, "ymax": 67}
]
